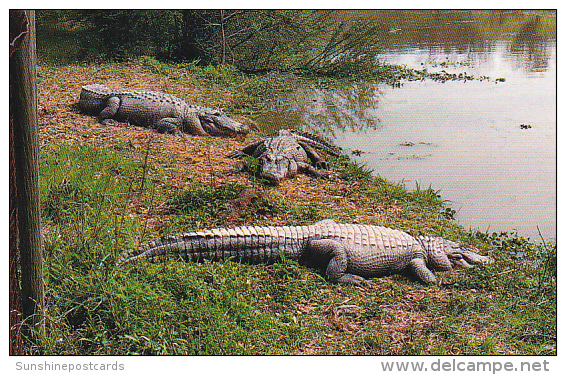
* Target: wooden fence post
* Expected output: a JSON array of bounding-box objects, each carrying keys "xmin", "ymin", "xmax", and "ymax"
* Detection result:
[{"xmin": 10, "ymin": 9, "xmax": 45, "ymax": 343}]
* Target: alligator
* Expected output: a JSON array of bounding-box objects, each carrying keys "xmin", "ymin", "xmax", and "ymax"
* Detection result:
[
  {"xmin": 227, "ymin": 129, "xmax": 341, "ymax": 184},
  {"xmin": 78, "ymin": 84, "xmax": 254, "ymax": 137},
  {"xmin": 117, "ymin": 219, "xmax": 491, "ymax": 285}
]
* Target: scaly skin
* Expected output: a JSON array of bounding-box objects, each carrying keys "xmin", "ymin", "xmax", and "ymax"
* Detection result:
[
  {"xmin": 78, "ymin": 84, "xmax": 253, "ymax": 137},
  {"xmin": 118, "ymin": 219, "xmax": 491, "ymax": 284}
]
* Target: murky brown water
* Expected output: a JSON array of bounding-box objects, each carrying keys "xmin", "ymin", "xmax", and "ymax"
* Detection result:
[{"xmin": 259, "ymin": 11, "xmax": 556, "ymax": 241}]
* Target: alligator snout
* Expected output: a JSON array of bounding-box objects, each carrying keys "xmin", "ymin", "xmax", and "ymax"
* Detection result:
[
  {"xmin": 200, "ymin": 112, "xmax": 254, "ymax": 137},
  {"xmin": 448, "ymin": 248, "xmax": 492, "ymax": 268},
  {"xmin": 259, "ymin": 154, "xmax": 294, "ymax": 185}
]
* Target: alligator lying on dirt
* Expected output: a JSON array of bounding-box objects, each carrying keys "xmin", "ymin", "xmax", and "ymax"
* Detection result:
[
  {"xmin": 118, "ymin": 219, "xmax": 491, "ymax": 285},
  {"xmin": 227, "ymin": 129, "xmax": 341, "ymax": 184},
  {"xmin": 78, "ymin": 84, "xmax": 253, "ymax": 137}
]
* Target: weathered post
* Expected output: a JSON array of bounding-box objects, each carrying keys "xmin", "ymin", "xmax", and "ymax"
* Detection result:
[{"xmin": 10, "ymin": 9, "xmax": 45, "ymax": 342}]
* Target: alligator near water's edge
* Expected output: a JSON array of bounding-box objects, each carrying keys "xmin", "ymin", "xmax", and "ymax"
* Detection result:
[
  {"xmin": 78, "ymin": 84, "xmax": 254, "ymax": 137},
  {"xmin": 118, "ymin": 219, "xmax": 491, "ymax": 285},
  {"xmin": 227, "ymin": 129, "xmax": 341, "ymax": 184}
]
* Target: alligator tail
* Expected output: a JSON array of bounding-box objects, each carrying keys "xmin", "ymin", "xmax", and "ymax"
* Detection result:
[{"xmin": 117, "ymin": 226, "xmax": 307, "ymax": 267}]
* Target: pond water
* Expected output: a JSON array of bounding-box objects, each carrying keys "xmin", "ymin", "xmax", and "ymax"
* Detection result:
[{"xmin": 258, "ymin": 11, "xmax": 556, "ymax": 241}]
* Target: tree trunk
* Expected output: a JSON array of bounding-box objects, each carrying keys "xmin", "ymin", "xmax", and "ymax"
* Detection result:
[{"xmin": 9, "ymin": 9, "xmax": 44, "ymax": 342}]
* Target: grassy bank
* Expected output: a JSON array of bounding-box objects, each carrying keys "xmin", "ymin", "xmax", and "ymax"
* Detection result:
[{"xmin": 32, "ymin": 59, "xmax": 556, "ymax": 355}]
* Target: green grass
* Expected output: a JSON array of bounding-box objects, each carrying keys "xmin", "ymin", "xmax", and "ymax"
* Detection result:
[
  {"xmin": 333, "ymin": 155, "xmax": 374, "ymax": 181},
  {"xmin": 164, "ymin": 182, "xmax": 247, "ymax": 227}
]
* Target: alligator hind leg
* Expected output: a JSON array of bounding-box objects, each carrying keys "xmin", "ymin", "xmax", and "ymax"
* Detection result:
[{"xmin": 306, "ymin": 239, "xmax": 366, "ymax": 285}]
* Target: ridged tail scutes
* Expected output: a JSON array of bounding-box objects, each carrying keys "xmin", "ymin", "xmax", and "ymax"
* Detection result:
[{"xmin": 117, "ymin": 226, "xmax": 309, "ymax": 267}]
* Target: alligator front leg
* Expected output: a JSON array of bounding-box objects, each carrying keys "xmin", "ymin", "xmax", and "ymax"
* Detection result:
[
  {"xmin": 183, "ymin": 112, "xmax": 209, "ymax": 136},
  {"xmin": 297, "ymin": 162, "xmax": 330, "ymax": 179},
  {"xmin": 409, "ymin": 258, "xmax": 437, "ymax": 284},
  {"xmin": 306, "ymin": 239, "xmax": 366, "ymax": 285},
  {"xmin": 98, "ymin": 96, "xmax": 120, "ymax": 125},
  {"xmin": 227, "ymin": 139, "xmax": 266, "ymax": 159},
  {"xmin": 227, "ymin": 140, "xmax": 267, "ymax": 173},
  {"xmin": 156, "ymin": 118, "xmax": 183, "ymax": 135},
  {"xmin": 298, "ymin": 141, "xmax": 329, "ymax": 169}
]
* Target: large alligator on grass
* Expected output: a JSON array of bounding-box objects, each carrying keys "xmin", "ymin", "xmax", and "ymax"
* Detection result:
[
  {"xmin": 118, "ymin": 219, "xmax": 491, "ymax": 285},
  {"xmin": 227, "ymin": 129, "xmax": 341, "ymax": 184},
  {"xmin": 78, "ymin": 84, "xmax": 253, "ymax": 137}
]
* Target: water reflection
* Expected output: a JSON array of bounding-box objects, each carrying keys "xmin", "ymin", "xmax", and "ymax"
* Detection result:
[
  {"xmin": 258, "ymin": 11, "xmax": 556, "ymax": 241},
  {"xmin": 509, "ymin": 16, "xmax": 553, "ymax": 73},
  {"xmin": 339, "ymin": 10, "xmax": 556, "ymax": 74},
  {"xmin": 262, "ymin": 83, "xmax": 383, "ymax": 136}
]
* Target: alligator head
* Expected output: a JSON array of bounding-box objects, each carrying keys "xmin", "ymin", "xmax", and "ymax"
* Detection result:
[
  {"xmin": 419, "ymin": 236, "xmax": 492, "ymax": 271},
  {"xmin": 446, "ymin": 247, "xmax": 492, "ymax": 269},
  {"xmin": 198, "ymin": 109, "xmax": 255, "ymax": 137},
  {"xmin": 258, "ymin": 154, "xmax": 296, "ymax": 185}
]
